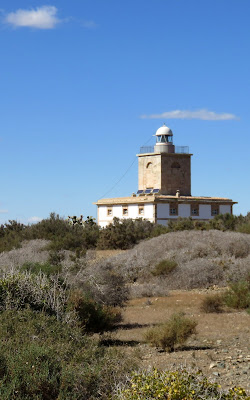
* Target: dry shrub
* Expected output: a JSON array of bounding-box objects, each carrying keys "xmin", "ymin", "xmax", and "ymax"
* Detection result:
[
  {"xmin": 91, "ymin": 230, "xmax": 250, "ymax": 295},
  {"xmin": 227, "ymin": 238, "xmax": 250, "ymax": 258},
  {"xmin": 130, "ymin": 282, "xmax": 169, "ymax": 298},
  {"xmin": 70, "ymin": 264, "xmax": 130, "ymax": 308},
  {"xmin": 200, "ymin": 294, "xmax": 224, "ymax": 313},
  {"xmin": 0, "ymin": 270, "xmax": 67, "ymax": 318},
  {"xmin": 151, "ymin": 259, "xmax": 177, "ymax": 276},
  {"xmin": 145, "ymin": 312, "xmax": 197, "ymax": 352}
]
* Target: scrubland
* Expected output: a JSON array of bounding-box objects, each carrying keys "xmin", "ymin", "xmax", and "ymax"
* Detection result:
[{"xmin": 0, "ymin": 214, "xmax": 249, "ymax": 399}]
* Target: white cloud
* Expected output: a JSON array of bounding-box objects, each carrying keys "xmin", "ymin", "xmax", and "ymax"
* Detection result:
[
  {"xmin": 82, "ymin": 20, "xmax": 97, "ymax": 29},
  {"xmin": 5, "ymin": 6, "xmax": 60, "ymax": 29},
  {"xmin": 140, "ymin": 109, "xmax": 239, "ymax": 121},
  {"xmin": 28, "ymin": 216, "xmax": 42, "ymax": 223},
  {"xmin": 0, "ymin": 209, "xmax": 8, "ymax": 214}
]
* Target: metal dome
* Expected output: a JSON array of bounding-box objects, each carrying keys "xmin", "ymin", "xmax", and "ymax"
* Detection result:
[{"xmin": 155, "ymin": 124, "xmax": 173, "ymax": 136}]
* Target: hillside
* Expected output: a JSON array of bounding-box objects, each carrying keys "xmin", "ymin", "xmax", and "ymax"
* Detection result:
[
  {"xmin": 82, "ymin": 230, "xmax": 250, "ymax": 297},
  {"xmin": 0, "ymin": 230, "xmax": 249, "ymax": 297},
  {"xmin": 0, "ymin": 229, "xmax": 249, "ymax": 397}
]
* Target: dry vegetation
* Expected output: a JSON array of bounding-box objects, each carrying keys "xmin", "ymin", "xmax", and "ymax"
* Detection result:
[
  {"xmin": 1, "ymin": 229, "xmax": 249, "ymax": 299},
  {"xmin": 0, "ymin": 216, "xmax": 249, "ymax": 398},
  {"xmin": 83, "ymin": 230, "xmax": 250, "ymax": 298}
]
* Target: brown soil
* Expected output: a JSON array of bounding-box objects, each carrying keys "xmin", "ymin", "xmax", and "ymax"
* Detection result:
[{"xmin": 109, "ymin": 290, "xmax": 250, "ymax": 393}]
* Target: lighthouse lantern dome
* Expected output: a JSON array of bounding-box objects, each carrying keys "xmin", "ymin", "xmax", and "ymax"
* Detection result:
[{"xmin": 154, "ymin": 123, "xmax": 175, "ymax": 153}]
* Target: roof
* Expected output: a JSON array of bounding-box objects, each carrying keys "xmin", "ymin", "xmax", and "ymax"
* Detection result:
[
  {"xmin": 94, "ymin": 194, "xmax": 237, "ymax": 206},
  {"xmin": 155, "ymin": 124, "xmax": 173, "ymax": 136}
]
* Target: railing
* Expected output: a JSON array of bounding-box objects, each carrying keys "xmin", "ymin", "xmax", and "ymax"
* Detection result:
[
  {"xmin": 140, "ymin": 146, "xmax": 154, "ymax": 153},
  {"xmin": 139, "ymin": 146, "xmax": 189, "ymax": 154},
  {"xmin": 175, "ymin": 146, "xmax": 189, "ymax": 154}
]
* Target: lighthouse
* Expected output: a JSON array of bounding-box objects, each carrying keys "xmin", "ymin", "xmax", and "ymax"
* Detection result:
[
  {"xmin": 138, "ymin": 124, "xmax": 192, "ymax": 196},
  {"xmin": 94, "ymin": 124, "xmax": 237, "ymax": 227}
]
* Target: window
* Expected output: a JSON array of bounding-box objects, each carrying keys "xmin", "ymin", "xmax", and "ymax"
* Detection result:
[
  {"xmin": 138, "ymin": 206, "xmax": 144, "ymax": 215},
  {"xmin": 169, "ymin": 203, "xmax": 178, "ymax": 215},
  {"xmin": 146, "ymin": 162, "xmax": 152, "ymax": 169},
  {"xmin": 171, "ymin": 162, "xmax": 180, "ymax": 169},
  {"xmin": 156, "ymin": 135, "xmax": 173, "ymax": 143},
  {"xmin": 191, "ymin": 204, "xmax": 199, "ymax": 216},
  {"xmin": 211, "ymin": 206, "xmax": 219, "ymax": 216},
  {"xmin": 122, "ymin": 207, "xmax": 128, "ymax": 216},
  {"xmin": 107, "ymin": 208, "xmax": 112, "ymax": 216}
]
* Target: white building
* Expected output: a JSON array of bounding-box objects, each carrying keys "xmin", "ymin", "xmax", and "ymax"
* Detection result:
[{"xmin": 95, "ymin": 125, "xmax": 236, "ymax": 228}]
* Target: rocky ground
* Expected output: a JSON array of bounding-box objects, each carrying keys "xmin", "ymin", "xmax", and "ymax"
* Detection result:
[{"xmin": 110, "ymin": 290, "xmax": 250, "ymax": 393}]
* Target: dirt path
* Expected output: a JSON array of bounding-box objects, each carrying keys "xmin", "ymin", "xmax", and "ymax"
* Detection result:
[{"xmin": 111, "ymin": 291, "xmax": 250, "ymax": 393}]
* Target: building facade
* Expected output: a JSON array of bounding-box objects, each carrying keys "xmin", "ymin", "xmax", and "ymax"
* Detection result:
[{"xmin": 95, "ymin": 124, "xmax": 236, "ymax": 228}]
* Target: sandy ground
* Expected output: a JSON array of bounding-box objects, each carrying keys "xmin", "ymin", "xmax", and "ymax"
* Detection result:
[{"xmin": 108, "ymin": 290, "xmax": 250, "ymax": 393}]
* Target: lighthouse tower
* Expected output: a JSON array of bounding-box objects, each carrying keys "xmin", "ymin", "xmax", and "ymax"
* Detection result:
[{"xmin": 137, "ymin": 124, "xmax": 192, "ymax": 196}]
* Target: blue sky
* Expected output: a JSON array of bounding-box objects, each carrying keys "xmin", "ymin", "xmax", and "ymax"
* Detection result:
[{"xmin": 0, "ymin": 0, "xmax": 249, "ymax": 224}]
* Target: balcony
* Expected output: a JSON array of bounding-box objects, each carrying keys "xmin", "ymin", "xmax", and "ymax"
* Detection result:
[{"xmin": 139, "ymin": 146, "xmax": 190, "ymax": 154}]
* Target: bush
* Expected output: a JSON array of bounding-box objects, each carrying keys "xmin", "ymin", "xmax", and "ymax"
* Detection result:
[
  {"xmin": 0, "ymin": 220, "xmax": 26, "ymax": 252},
  {"xmin": 168, "ymin": 217, "xmax": 195, "ymax": 231},
  {"xmin": 82, "ymin": 265, "xmax": 130, "ymax": 307},
  {"xmin": 145, "ymin": 312, "xmax": 197, "ymax": 352},
  {"xmin": 0, "ymin": 271, "xmax": 123, "ymax": 333},
  {"xmin": 0, "ymin": 271, "xmax": 67, "ymax": 318},
  {"xmin": 113, "ymin": 369, "xmax": 249, "ymax": 400},
  {"xmin": 223, "ymin": 278, "xmax": 250, "ymax": 310},
  {"xmin": 20, "ymin": 261, "xmax": 62, "ymax": 276},
  {"xmin": 200, "ymin": 294, "xmax": 224, "ymax": 313},
  {"xmin": 26, "ymin": 212, "xmax": 100, "ymax": 253},
  {"xmin": 67, "ymin": 290, "xmax": 122, "ymax": 333},
  {"xmin": 237, "ymin": 222, "xmax": 250, "ymax": 234},
  {"xmin": 97, "ymin": 217, "xmax": 154, "ymax": 250},
  {"xmin": 151, "ymin": 259, "xmax": 177, "ymax": 276},
  {"xmin": 0, "ymin": 309, "xmax": 136, "ymax": 400},
  {"xmin": 209, "ymin": 213, "xmax": 237, "ymax": 231}
]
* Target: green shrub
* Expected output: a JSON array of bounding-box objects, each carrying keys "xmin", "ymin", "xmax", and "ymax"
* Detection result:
[
  {"xmin": 48, "ymin": 249, "xmax": 65, "ymax": 265},
  {"xmin": 20, "ymin": 261, "xmax": 62, "ymax": 276},
  {"xmin": 150, "ymin": 224, "xmax": 170, "ymax": 237},
  {"xmin": 113, "ymin": 368, "xmax": 249, "ymax": 399},
  {"xmin": 237, "ymin": 222, "xmax": 250, "ymax": 234},
  {"xmin": 0, "ymin": 220, "xmax": 25, "ymax": 252},
  {"xmin": 151, "ymin": 259, "xmax": 177, "ymax": 276},
  {"xmin": 145, "ymin": 312, "xmax": 197, "ymax": 352},
  {"xmin": 26, "ymin": 212, "xmax": 100, "ymax": 253},
  {"xmin": 209, "ymin": 213, "xmax": 237, "ymax": 231},
  {"xmin": 169, "ymin": 217, "xmax": 195, "ymax": 231},
  {"xmin": 236, "ymin": 212, "xmax": 250, "ymax": 234},
  {"xmin": 200, "ymin": 294, "xmax": 224, "ymax": 313},
  {"xmin": 67, "ymin": 290, "xmax": 122, "ymax": 333},
  {"xmin": 97, "ymin": 217, "xmax": 154, "ymax": 250},
  {"xmin": 0, "ymin": 309, "xmax": 136, "ymax": 400},
  {"xmin": 223, "ymin": 278, "xmax": 250, "ymax": 310}
]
